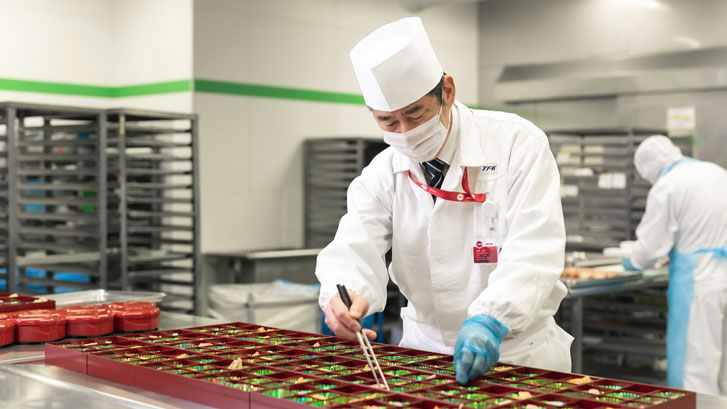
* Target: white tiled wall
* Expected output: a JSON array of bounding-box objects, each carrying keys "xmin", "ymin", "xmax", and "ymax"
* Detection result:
[{"xmin": 194, "ymin": 0, "xmax": 480, "ymax": 251}]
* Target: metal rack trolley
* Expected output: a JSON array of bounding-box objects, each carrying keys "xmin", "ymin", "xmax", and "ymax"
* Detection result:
[
  {"xmin": 0, "ymin": 102, "xmax": 108, "ymax": 293},
  {"xmin": 547, "ymin": 128, "xmax": 692, "ymax": 250},
  {"xmin": 303, "ymin": 137, "xmax": 387, "ymax": 248},
  {"xmin": 0, "ymin": 103, "xmax": 201, "ymax": 314},
  {"xmin": 0, "ymin": 107, "xmax": 9, "ymax": 288},
  {"xmin": 105, "ymin": 109, "xmax": 200, "ymax": 314},
  {"xmin": 564, "ymin": 273, "xmax": 668, "ymax": 377}
]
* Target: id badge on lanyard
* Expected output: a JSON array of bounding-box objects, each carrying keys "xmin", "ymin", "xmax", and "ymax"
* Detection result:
[
  {"xmin": 473, "ymin": 200, "xmax": 499, "ymax": 264},
  {"xmin": 408, "ymin": 167, "xmax": 499, "ymax": 264}
]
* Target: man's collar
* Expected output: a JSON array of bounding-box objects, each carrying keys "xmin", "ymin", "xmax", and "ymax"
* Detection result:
[{"xmin": 435, "ymin": 102, "xmax": 459, "ymax": 165}]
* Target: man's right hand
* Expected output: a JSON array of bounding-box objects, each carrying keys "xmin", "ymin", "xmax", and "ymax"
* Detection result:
[{"xmin": 323, "ymin": 290, "xmax": 377, "ymax": 341}]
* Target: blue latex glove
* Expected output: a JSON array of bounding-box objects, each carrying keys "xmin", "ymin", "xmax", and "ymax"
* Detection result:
[
  {"xmin": 454, "ymin": 315, "xmax": 508, "ymax": 385},
  {"xmin": 622, "ymin": 257, "xmax": 641, "ymax": 271}
]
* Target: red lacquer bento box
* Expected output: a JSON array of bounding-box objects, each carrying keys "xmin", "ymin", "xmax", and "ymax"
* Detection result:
[
  {"xmin": 14, "ymin": 309, "xmax": 67, "ymax": 343},
  {"xmin": 105, "ymin": 301, "xmax": 160, "ymax": 332},
  {"xmin": 45, "ymin": 322, "xmax": 696, "ymax": 409},
  {"xmin": 60, "ymin": 305, "xmax": 115, "ymax": 337},
  {"xmin": 0, "ymin": 319, "xmax": 14, "ymax": 346},
  {"xmin": 0, "ymin": 291, "xmax": 55, "ymax": 313}
]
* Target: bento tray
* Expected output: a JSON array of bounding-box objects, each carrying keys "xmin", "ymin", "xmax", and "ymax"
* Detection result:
[
  {"xmin": 45, "ymin": 321, "xmax": 696, "ymax": 409},
  {"xmin": 562, "ymin": 269, "xmax": 643, "ymax": 289},
  {"xmin": 45, "ymin": 290, "xmax": 166, "ymax": 308}
]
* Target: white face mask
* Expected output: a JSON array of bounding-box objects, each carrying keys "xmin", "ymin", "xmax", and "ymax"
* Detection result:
[{"xmin": 381, "ymin": 105, "xmax": 450, "ymax": 162}]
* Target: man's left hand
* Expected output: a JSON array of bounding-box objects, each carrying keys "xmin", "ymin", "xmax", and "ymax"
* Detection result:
[{"xmin": 453, "ymin": 315, "xmax": 508, "ymax": 385}]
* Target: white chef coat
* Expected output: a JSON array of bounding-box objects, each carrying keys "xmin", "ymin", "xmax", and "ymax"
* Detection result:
[{"xmin": 315, "ymin": 100, "xmax": 573, "ymax": 371}]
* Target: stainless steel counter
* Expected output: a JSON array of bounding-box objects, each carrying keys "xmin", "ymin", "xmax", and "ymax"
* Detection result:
[{"xmin": 0, "ymin": 362, "xmax": 215, "ymax": 408}]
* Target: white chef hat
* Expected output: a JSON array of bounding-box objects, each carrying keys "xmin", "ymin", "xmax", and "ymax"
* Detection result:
[
  {"xmin": 634, "ymin": 135, "xmax": 684, "ymax": 184},
  {"xmin": 350, "ymin": 17, "xmax": 443, "ymax": 112}
]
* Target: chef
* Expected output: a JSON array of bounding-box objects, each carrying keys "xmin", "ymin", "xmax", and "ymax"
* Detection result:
[{"xmin": 315, "ymin": 17, "xmax": 573, "ymax": 384}]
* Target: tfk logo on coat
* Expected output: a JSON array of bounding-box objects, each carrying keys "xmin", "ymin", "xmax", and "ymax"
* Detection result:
[{"xmin": 482, "ymin": 164, "xmax": 497, "ymax": 172}]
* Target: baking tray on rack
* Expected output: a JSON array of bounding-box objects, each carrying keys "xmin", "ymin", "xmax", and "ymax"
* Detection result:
[
  {"xmin": 561, "ymin": 265, "xmax": 644, "ymax": 289},
  {"xmin": 43, "ymin": 290, "xmax": 166, "ymax": 308},
  {"xmin": 562, "ymin": 272, "xmax": 643, "ymax": 288}
]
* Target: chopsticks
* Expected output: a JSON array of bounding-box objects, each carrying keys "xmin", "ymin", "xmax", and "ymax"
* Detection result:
[{"xmin": 336, "ymin": 284, "xmax": 389, "ymax": 391}]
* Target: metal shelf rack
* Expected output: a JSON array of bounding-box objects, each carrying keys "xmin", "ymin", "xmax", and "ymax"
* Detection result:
[
  {"xmin": 0, "ymin": 102, "xmax": 107, "ymax": 294},
  {"xmin": 106, "ymin": 109, "xmax": 200, "ymax": 314},
  {"xmin": 547, "ymin": 128, "xmax": 692, "ymax": 251},
  {"xmin": 303, "ymin": 137, "xmax": 387, "ymax": 248},
  {"xmin": 0, "ymin": 109, "xmax": 9, "ymax": 288}
]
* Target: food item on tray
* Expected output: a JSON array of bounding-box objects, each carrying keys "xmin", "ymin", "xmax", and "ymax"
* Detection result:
[{"xmin": 561, "ymin": 267, "xmax": 623, "ymax": 280}]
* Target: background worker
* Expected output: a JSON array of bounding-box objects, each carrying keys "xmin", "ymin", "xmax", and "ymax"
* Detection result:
[{"xmin": 623, "ymin": 135, "xmax": 727, "ymax": 395}]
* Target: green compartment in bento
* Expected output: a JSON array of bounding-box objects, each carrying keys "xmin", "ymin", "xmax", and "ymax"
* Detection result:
[
  {"xmin": 430, "ymin": 377, "xmax": 456, "ymax": 385},
  {"xmin": 160, "ymin": 367, "xmax": 192, "ymax": 375},
  {"xmin": 623, "ymin": 402, "xmax": 651, "ymax": 408},
  {"xmin": 459, "ymin": 392, "xmax": 491, "ymax": 400},
  {"xmin": 187, "ymin": 357, "xmax": 217, "ymax": 364},
  {"xmin": 653, "ymin": 391, "xmax": 686, "ymax": 399},
  {"xmin": 637, "ymin": 396, "xmax": 669, "ymax": 404},
  {"xmin": 521, "ymin": 377, "xmax": 552, "ymax": 385},
  {"xmin": 546, "ymin": 382, "xmax": 572, "ymax": 390},
  {"xmin": 238, "ymin": 376, "xmax": 274, "ymax": 385},
  {"xmin": 284, "ymin": 387, "xmax": 315, "ymax": 396},
  {"xmin": 315, "ymin": 372, "xmax": 340, "ymax": 379},
  {"xmin": 260, "ymin": 388, "xmax": 297, "ymax": 398},
  {"xmin": 353, "ymin": 391, "xmax": 387, "ymax": 400},
  {"xmin": 399, "ymin": 382, "xmax": 430, "ymax": 390},
  {"xmin": 562, "ymin": 391, "xmax": 595, "ymax": 399},
  {"xmin": 383, "ymin": 369, "xmax": 413, "ymax": 377},
  {"xmin": 301, "ymin": 380, "xmax": 341, "ymax": 390},
  {"xmin": 487, "ymin": 397, "xmax": 517, "ymax": 406},
  {"xmin": 607, "ymin": 391, "xmax": 642, "ymax": 400},
  {"xmin": 437, "ymin": 396, "xmax": 469, "ymax": 405},
  {"xmin": 594, "ymin": 396, "xmax": 624, "ymax": 404},
  {"xmin": 200, "ymin": 368, "xmax": 228, "ymax": 375},
  {"xmin": 285, "ymin": 396, "xmax": 318, "ymax": 404},
  {"xmin": 259, "ymin": 381, "xmax": 289, "ymax": 389},
  {"xmin": 305, "ymin": 391, "xmax": 341, "ymax": 400},
  {"xmin": 209, "ymin": 378, "xmax": 259, "ymax": 391},
  {"xmin": 466, "ymin": 400, "xmax": 502, "ymax": 409},
  {"xmin": 326, "ymin": 395, "xmax": 358, "ymax": 404},
  {"xmin": 599, "ymin": 383, "xmax": 625, "ymax": 390},
  {"xmin": 247, "ymin": 368, "xmax": 276, "ymax": 376}
]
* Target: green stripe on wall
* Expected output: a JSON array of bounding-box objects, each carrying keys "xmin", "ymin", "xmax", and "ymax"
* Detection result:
[
  {"xmin": 0, "ymin": 77, "xmax": 114, "ymax": 98},
  {"xmin": 0, "ymin": 76, "xmax": 489, "ymax": 109},
  {"xmin": 0, "ymin": 77, "xmax": 190, "ymax": 98},
  {"xmin": 113, "ymin": 79, "xmax": 191, "ymax": 97},
  {"xmin": 194, "ymin": 79, "xmax": 365, "ymax": 105}
]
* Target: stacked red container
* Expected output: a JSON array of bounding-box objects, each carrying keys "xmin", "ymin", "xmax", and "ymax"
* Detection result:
[
  {"xmin": 60, "ymin": 305, "xmax": 115, "ymax": 337},
  {"xmin": 105, "ymin": 301, "xmax": 160, "ymax": 332},
  {"xmin": 0, "ymin": 292, "xmax": 55, "ymax": 313},
  {"xmin": 14, "ymin": 309, "xmax": 67, "ymax": 343}
]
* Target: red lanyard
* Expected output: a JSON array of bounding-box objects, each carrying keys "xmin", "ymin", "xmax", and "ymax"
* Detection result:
[{"xmin": 407, "ymin": 167, "xmax": 486, "ymax": 203}]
